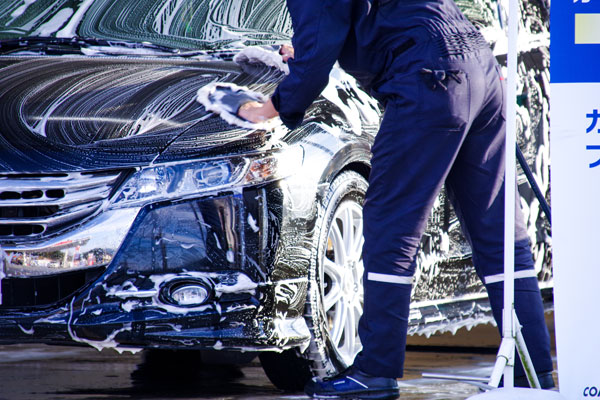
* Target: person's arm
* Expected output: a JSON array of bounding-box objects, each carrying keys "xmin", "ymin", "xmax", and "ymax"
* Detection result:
[{"xmin": 239, "ymin": 0, "xmax": 353, "ymax": 129}]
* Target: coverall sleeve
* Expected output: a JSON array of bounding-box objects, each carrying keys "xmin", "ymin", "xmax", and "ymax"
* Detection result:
[{"xmin": 272, "ymin": 0, "xmax": 353, "ymax": 130}]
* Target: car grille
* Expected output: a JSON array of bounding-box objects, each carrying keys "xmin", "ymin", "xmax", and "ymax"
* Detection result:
[
  {"xmin": 0, "ymin": 171, "xmax": 123, "ymax": 241},
  {"xmin": 0, "ymin": 266, "xmax": 105, "ymax": 308}
]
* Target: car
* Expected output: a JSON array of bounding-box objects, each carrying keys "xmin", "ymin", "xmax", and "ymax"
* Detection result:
[{"xmin": 0, "ymin": 0, "xmax": 550, "ymax": 391}]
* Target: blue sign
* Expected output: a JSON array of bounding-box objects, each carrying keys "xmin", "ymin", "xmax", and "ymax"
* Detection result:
[{"xmin": 551, "ymin": 1, "xmax": 600, "ymax": 83}]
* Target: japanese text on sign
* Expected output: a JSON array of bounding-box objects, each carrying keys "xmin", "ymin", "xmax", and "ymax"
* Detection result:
[{"xmin": 586, "ymin": 109, "xmax": 600, "ymax": 168}]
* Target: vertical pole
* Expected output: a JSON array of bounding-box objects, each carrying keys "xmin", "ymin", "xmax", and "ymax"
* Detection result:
[{"xmin": 503, "ymin": 0, "xmax": 519, "ymax": 389}]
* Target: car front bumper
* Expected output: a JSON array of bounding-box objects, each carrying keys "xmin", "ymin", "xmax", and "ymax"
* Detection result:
[{"xmin": 0, "ymin": 186, "xmax": 312, "ymax": 352}]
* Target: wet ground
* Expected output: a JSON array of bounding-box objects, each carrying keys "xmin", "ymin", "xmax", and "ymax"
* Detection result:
[{"xmin": 0, "ymin": 322, "xmax": 558, "ymax": 400}]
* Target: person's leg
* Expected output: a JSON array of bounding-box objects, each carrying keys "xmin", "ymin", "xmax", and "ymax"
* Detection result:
[
  {"xmin": 355, "ymin": 63, "xmax": 474, "ymax": 378},
  {"xmin": 444, "ymin": 52, "xmax": 554, "ymax": 383}
]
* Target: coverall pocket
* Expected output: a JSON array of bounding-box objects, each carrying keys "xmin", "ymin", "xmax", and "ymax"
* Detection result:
[{"xmin": 417, "ymin": 68, "xmax": 470, "ymax": 133}]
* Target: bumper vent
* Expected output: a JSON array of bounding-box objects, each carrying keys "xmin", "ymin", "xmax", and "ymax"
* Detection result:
[
  {"xmin": 0, "ymin": 171, "xmax": 123, "ymax": 241},
  {"xmin": 0, "ymin": 266, "xmax": 105, "ymax": 308}
]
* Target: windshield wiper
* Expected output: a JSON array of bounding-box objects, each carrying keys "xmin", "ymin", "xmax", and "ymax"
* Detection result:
[{"xmin": 0, "ymin": 36, "xmax": 181, "ymax": 56}]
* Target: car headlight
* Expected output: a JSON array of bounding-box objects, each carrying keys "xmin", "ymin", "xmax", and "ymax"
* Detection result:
[{"xmin": 109, "ymin": 147, "xmax": 303, "ymax": 208}]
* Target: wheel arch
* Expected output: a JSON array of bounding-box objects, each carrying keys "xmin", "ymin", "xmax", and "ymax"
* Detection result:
[
  {"xmin": 337, "ymin": 161, "xmax": 370, "ymax": 183},
  {"xmin": 313, "ymin": 141, "xmax": 371, "ymax": 202}
]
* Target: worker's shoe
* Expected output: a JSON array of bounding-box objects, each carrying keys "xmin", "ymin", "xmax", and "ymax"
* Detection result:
[
  {"xmin": 304, "ymin": 365, "xmax": 400, "ymax": 399},
  {"xmin": 514, "ymin": 371, "xmax": 555, "ymax": 389}
]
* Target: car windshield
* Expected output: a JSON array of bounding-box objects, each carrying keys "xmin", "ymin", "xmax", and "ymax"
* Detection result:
[{"xmin": 0, "ymin": 0, "xmax": 292, "ymax": 51}]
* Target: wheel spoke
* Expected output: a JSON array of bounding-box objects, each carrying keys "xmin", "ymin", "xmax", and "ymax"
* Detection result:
[
  {"xmin": 323, "ymin": 282, "xmax": 343, "ymax": 312},
  {"xmin": 354, "ymin": 259, "xmax": 365, "ymax": 288},
  {"xmin": 323, "ymin": 257, "xmax": 343, "ymax": 287},
  {"xmin": 330, "ymin": 222, "xmax": 346, "ymax": 265},
  {"xmin": 342, "ymin": 302, "xmax": 357, "ymax": 356},
  {"xmin": 352, "ymin": 226, "xmax": 364, "ymax": 260},
  {"xmin": 331, "ymin": 302, "xmax": 347, "ymax": 346},
  {"xmin": 352, "ymin": 303, "xmax": 363, "ymax": 354},
  {"xmin": 342, "ymin": 208, "xmax": 353, "ymax": 254}
]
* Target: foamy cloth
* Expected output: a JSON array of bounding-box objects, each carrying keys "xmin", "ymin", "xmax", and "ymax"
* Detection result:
[
  {"xmin": 196, "ymin": 82, "xmax": 281, "ymax": 130},
  {"xmin": 233, "ymin": 45, "xmax": 290, "ymax": 75}
]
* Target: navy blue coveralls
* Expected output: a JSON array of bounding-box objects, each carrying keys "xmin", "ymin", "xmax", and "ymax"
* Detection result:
[{"xmin": 271, "ymin": 0, "xmax": 553, "ymax": 379}]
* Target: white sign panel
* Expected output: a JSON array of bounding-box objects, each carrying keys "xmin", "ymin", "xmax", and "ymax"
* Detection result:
[
  {"xmin": 551, "ymin": 1, "xmax": 600, "ymax": 397},
  {"xmin": 552, "ymin": 84, "xmax": 600, "ymax": 398}
]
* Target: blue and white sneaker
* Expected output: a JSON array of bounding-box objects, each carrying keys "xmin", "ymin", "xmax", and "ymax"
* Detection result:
[{"xmin": 304, "ymin": 366, "xmax": 400, "ymax": 399}]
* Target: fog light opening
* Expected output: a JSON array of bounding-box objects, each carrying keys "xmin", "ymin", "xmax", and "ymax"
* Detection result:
[{"xmin": 169, "ymin": 284, "xmax": 210, "ymax": 307}]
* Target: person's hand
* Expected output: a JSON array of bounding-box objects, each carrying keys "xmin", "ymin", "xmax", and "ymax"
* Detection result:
[
  {"xmin": 280, "ymin": 44, "xmax": 294, "ymax": 63},
  {"xmin": 238, "ymin": 99, "xmax": 279, "ymax": 123}
]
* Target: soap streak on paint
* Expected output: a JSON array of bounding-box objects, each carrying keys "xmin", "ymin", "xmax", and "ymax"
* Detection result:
[
  {"xmin": 8, "ymin": 0, "xmax": 38, "ymax": 22},
  {"xmin": 67, "ymin": 297, "xmax": 142, "ymax": 354},
  {"xmin": 32, "ymin": 7, "xmax": 72, "ymax": 37},
  {"xmin": 0, "ymin": 0, "xmax": 292, "ymax": 49}
]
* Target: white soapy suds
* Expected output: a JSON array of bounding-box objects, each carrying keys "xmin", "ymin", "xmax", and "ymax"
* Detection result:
[
  {"xmin": 126, "ymin": 271, "xmax": 260, "ymax": 315},
  {"xmin": 196, "ymin": 82, "xmax": 282, "ymax": 131},
  {"xmin": 410, "ymin": 315, "xmax": 496, "ymax": 339},
  {"xmin": 56, "ymin": 0, "xmax": 95, "ymax": 38},
  {"xmin": 33, "ymin": 316, "xmax": 64, "ymax": 325},
  {"xmin": 233, "ymin": 46, "xmax": 290, "ymax": 75},
  {"xmin": 91, "ymin": 310, "xmax": 102, "ymax": 316},
  {"xmin": 105, "ymin": 280, "xmax": 157, "ymax": 299},
  {"xmin": 213, "ymin": 340, "xmax": 224, "ymax": 350},
  {"xmin": 109, "ymin": 289, "xmax": 158, "ymax": 298},
  {"xmin": 213, "ymin": 232, "xmax": 222, "ymax": 249},
  {"xmin": 247, "ymin": 214, "xmax": 259, "ymax": 232},
  {"xmin": 166, "ymin": 323, "xmax": 182, "ymax": 332},
  {"xmin": 409, "ymin": 308, "xmax": 423, "ymax": 321},
  {"xmin": 32, "ymin": 8, "xmax": 73, "ymax": 37},
  {"xmin": 411, "ymin": 292, "xmax": 489, "ymax": 309},
  {"xmin": 66, "ymin": 298, "xmax": 140, "ymax": 354},
  {"xmin": 121, "ymin": 300, "xmax": 141, "ymax": 312},
  {"xmin": 114, "ymin": 347, "xmax": 143, "ymax": 355},
  {"xmin": 28, "ymin": 75, "xmax": 84, "ymax": 138},
  {"xmin": 213, "ymin": 273, "xmax": 258, "ymax": 294},
  {"xmin": 17, "ymin": 324, "xmax": 34, "ymax": 335},
  {"xmin": 153, "ymin": 0, "xmax": 186, "ymax": 34},
  {"xmin": 274, "ymin": 318, "xmax": 311, "ymax": 344},
  {"xmin": 321, "ymin": 66, "xmax": 381, "ymax": 135},
  {"xmin": 9, "ymin": 0, "xmax": 37, "ymax": 20},
  {"xmin": 80, "ymin": 46, "xmax": 171, "ymax": 57}
]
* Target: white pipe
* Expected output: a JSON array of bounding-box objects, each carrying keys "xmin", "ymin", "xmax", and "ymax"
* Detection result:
[
  {"xmin": 489, "ymin": 337, "xmax": 514, "ymax": 387},
  {"xmin": 502, "ymin": 0, "xmax": 519, "ymax": 388},
  {"xmin": 422, "ymin": 373, "xmax": 489, "ymax": 383},
  {"xmin": 515, "ymin": 312, "xmax": 542, "ymax": 389},
  {"xmin": 504, "ymin": 0, "xmax": 518, "ymax": 338}
]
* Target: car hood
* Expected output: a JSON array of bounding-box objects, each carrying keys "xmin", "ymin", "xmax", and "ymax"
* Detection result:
[{"xmin": 0, "ymin": 55, "xmax": 273, "ymax": 173}]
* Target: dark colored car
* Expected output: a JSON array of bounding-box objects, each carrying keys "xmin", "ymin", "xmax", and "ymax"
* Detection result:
[{"xmin": 0, "ymin": 0, "xmax": 550, "ymax": 390}]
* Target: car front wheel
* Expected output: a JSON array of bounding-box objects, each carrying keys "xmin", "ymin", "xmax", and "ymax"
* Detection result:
[{"xmin": 260, "ymin": 171, "xmax": 367, "ymax": 390}]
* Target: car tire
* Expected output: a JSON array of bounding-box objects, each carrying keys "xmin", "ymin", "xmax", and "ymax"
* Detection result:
[{"xmin": 260, "ymin": 171, "xmax": 367, "ymax": 390}]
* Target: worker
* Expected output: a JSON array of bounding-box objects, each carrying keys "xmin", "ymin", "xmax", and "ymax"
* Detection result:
[{"xmin": 238, "ymin": 0, "xmax": 555, "ymax": 398}]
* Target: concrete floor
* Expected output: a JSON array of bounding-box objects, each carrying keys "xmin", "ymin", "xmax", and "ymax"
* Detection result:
[{"xmin": 0, "ymin": 319, "xmax": 558, "ymax": 400}]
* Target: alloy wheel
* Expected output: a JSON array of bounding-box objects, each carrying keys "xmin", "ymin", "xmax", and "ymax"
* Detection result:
[{"xmin": 320, "ymin": 200, "xmax": 364, "ymax": 365}]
